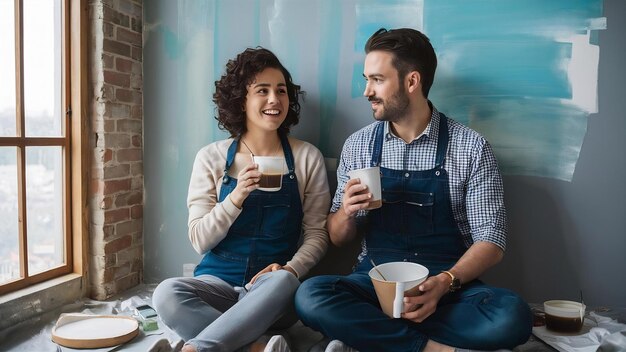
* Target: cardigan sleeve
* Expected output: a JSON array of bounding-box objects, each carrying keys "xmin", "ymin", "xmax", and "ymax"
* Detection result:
[{"xmin": 187, "ymin": 142, "xmax": 242, "ymax": 254}]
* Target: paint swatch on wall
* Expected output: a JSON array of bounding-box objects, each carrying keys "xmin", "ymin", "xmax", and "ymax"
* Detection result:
[{"xmin": 426, "ymin": 0, "xmax": 605, "ymax": 181}]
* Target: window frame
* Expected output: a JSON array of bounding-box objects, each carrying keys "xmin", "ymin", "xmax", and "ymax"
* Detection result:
[{"xmin": 0, "ymin": 0, "xmax": 87, "ymax": 296}]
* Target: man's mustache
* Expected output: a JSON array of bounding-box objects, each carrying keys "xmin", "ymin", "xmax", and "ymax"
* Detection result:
[{"xmin": 368, "ymin": 97, "xmax": 382, "ymax": 103}]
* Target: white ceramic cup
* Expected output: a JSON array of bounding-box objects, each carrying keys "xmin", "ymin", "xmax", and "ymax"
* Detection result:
[
  {"xmin": 253, "ymin": 156, "xmax": 285, "ymax": 192},
  {"xmin": 368, "ymin": 262, "xmax": 429, "ymax": 318},
  {"xmin": 543, "ymin": 300, "xmax": 586, "ymax": 333},
  {"xmin": 347, "ymin": 166, "xmax": 382, "ymax": 209}
]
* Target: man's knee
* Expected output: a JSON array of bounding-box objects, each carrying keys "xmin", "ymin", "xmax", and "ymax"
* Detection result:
[
  {"xmin": 487, "ymin": 289, "xmax": 533, "ymax": 348},
  {"xmin": 501, "ymin": 292, "xmax": 532, "ymax": 346},
  {"xmin": 295, "ymin": 276, "xmax": 336, "ymax": 320}
]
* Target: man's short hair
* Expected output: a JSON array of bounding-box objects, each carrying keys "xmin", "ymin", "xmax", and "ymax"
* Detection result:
[{"xmin": 365, "ymin": 28, "xmax": 437, "ymax": 98}]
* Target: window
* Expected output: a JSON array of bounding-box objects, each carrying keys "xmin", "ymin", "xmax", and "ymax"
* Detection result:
[{"xmin": 0, "ymin": 0, "xmax": 84, "ymax": 295}]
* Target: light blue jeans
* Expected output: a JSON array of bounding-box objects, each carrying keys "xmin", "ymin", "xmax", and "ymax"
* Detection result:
[{"xmin": 153, "ymin": 269, "xmax": 299, "ymax": 352}]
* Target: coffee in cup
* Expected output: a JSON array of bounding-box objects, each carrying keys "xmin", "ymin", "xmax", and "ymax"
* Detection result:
[
  {"xmin": 368, "ymin": 261, "xmax": 429, "ymax": 318},
  {"xmin": 543, "ymin": 300, "xmax": 586, "ymax": 333},
  {"xmin": 253, "ymin": 156, "xmax": 285, "ymax": 192},
  {"xmin": 347, "ymin": 166, "xmax": 382, "ymax": 209}
]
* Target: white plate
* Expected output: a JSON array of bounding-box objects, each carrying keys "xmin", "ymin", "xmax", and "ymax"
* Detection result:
[{"xmin": 51, "ymin": 313, "xmax": 139, "ymax": 349}]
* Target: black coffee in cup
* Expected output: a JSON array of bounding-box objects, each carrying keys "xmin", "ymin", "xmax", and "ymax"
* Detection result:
[
  {"xmin": 259, "ymin": 173, "xmax": 281, "ymax": 188},
  {"xmin": 545, "ymin": 314, "xmax": 583, "ymax": 333}
]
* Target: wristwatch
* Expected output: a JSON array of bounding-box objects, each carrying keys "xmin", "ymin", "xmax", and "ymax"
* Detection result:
[{"xmin": 441, "ymin": 270, "xmax": 461, "ymax": 292}]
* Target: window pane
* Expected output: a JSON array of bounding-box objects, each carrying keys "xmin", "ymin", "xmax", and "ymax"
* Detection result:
[
  {"xmin": 0, "ymin": 147, "xmax": 20, "ymax": 284},
  {"xmin": 0, "ymin": 0, "xmax": 16, "ymax": 137},
  {"xmin": 24, "ymin": 0, "xmax": 63, "ymax": 137},
  {"xmin": 26, "ymin": 146, "xmax": 64, "ymax": 275}
]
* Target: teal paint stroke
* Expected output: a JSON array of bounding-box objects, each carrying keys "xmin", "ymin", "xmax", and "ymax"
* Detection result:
[
  {"xmin": 162, "ymin": 27, "xmax": 181, "ymax": 60},
  {"xmin": 443, "ymin": 97, "xmax": 587, "ymax": 180},
  {"xmin": 317, "ymin": 1, "xmax": 342, "ymax": 155},
  {"xmin": 436, "ymin": 38, "xmax": 572, "ymax": 99},
  {"xmin": 352, "ymin": 63, "xmax": 365, "ymax": 98},
  {"xmin": 425, "ymin": 0, "xmax": 604, "ymax": 181},
  {"xmin": 425, "ymin": 0, "xmax": 603, "ymax": 39}
]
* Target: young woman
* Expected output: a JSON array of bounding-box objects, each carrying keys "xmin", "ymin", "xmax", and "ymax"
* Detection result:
[{"xmin": 153, "ymin": 48, "xmax": 330, "ymax": 352}]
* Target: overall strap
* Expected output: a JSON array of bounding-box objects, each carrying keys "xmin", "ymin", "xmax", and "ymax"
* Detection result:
[
  {"xmin": 435, "ymin": 113, "xmax": 449, "ymax": 169},
  {"xmin": 370, "ymin": 122, "xmax": 385, "ymax": 167},
  {"xmin": 224, "ymin": 138, "xmax": 239, "ymax": 174},
  {"xmin": 279, "ymin": 132, "xmax": 296, "ymax": 175}
]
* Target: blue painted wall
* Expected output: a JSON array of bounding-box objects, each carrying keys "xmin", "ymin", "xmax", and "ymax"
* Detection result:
[{"xmin": 144, "ymin": 0, "xmax": 626, "ymax": 307}]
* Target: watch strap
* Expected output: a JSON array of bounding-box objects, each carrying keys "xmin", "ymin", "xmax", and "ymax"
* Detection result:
[{"xmin": 441, "ymin": 270, "xmax": 461, "ymax": 292}]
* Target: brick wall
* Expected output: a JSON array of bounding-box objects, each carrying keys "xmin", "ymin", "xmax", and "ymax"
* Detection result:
[{"xmin": 89, "ymin": 0, "xmax": 143, "ymax": 300}]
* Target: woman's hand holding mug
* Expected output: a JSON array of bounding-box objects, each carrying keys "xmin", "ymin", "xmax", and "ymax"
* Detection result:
[{"xmin": 230, "ymin": 162, "xmax": 261, "ymax": 208}]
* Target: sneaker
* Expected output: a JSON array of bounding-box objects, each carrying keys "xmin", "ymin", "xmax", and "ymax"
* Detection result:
[
  {"xmin": 325, "ymin": 340, "xmax": 359, "ymax": 352},
  {"xmin": 264, "ymin": 334, "xmax": 291, "ymax": 352},
  {"xmin": 148, "ymin": 338, "xmax": 185, "ymax": 352}
]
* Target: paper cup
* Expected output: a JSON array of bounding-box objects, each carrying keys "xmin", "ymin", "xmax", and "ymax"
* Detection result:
[
  {"xmin": 348, "ymin": 166, "xmax": 382, "ymax": 209},
  {"xmin": 253, "ymin": 156, "xmax": 285, "ymax": 192},
  {"xmin": 368, "ymin": 262, "xmax": 429, "ymax": 318}
]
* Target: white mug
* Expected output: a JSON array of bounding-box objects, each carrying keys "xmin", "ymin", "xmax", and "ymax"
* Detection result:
[
  {"xmin": 253, "ymin": 156, "xmax": 285, "ymax": 192},
  {"xmin": 347, "ymin": 166, "xmax": 382, "ymax": 209}
]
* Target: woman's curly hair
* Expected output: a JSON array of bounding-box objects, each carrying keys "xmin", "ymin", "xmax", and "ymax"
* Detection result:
[{"xmin": 213, "ymin": 47, "xmax": 302, "ymax": 137}]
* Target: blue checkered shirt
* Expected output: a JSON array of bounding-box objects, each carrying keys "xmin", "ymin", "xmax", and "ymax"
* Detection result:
[{"xmin": 331, "ymin": 106, "xmax": 508, "ymax": 258}]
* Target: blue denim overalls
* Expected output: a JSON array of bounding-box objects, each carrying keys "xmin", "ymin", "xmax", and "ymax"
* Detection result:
[
  {"xmin": 357, "ymin": 113, "xmax": 465, "ymax": 274},
  {"xmin": 295, "ymin": 114, "xmax": 532, "ymax": 351},
  {"xmin": 194, "ymin": 133, "xmax": 303, "ymax": 287}
]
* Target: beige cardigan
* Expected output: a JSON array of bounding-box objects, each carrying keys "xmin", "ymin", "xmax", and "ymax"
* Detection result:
[{"xmin": 187, "ymin": 137, "xmax": 330, "ymax": 278}]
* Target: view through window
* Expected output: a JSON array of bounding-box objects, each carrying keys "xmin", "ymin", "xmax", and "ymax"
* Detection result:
[{"xmin": 0, "ymin": 0, "xmax": 71, "ymax": 294}]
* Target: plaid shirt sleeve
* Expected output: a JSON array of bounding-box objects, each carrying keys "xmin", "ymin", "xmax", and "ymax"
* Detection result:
[
  {"xmin": 330, "ymin": 124, "xmax": 377, "ymax": 215},
  {"xmin": 330, "ymin": 137, "xmax": 352, "ymax": 213},
  {"xmin": 464, "ymin": 138, "xmax": 507, "ymax": 250}
]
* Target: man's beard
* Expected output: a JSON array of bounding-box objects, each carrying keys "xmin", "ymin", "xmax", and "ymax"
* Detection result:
[{"xmin": 369, "ymin": 86, "xmax": 410, "ymax": 122}]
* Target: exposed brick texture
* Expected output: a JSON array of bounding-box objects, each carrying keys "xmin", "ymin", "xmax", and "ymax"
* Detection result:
[{"xmin": 89, "ymin": 0, "xmax": 143, "ymax": 300}]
